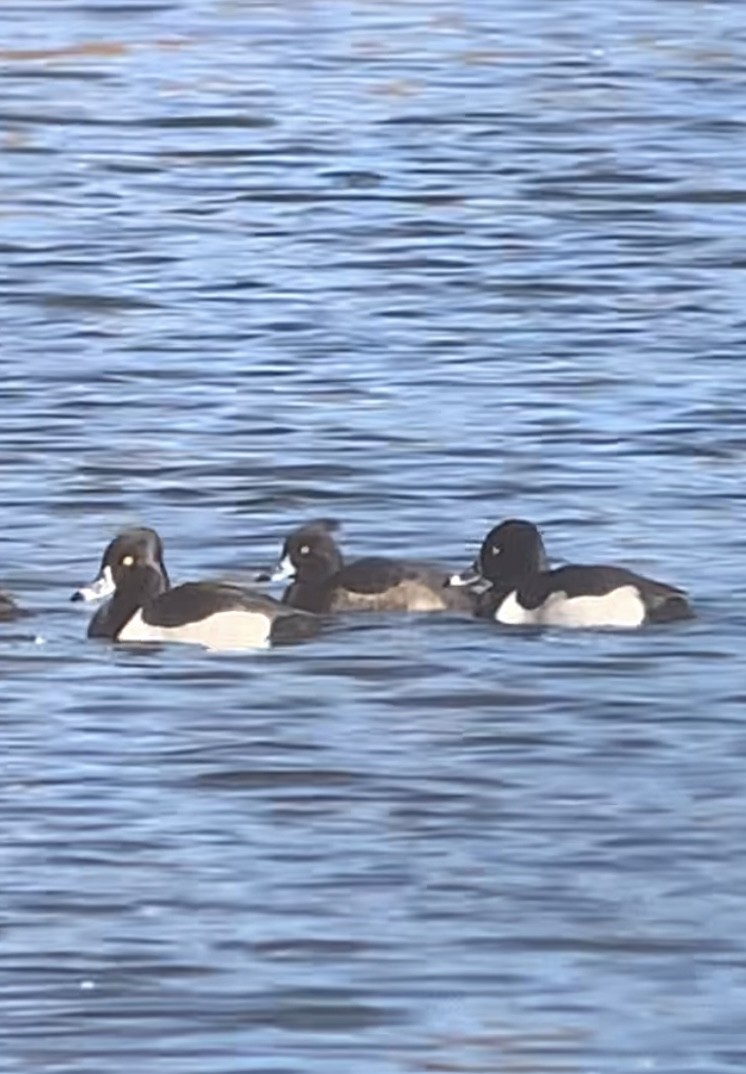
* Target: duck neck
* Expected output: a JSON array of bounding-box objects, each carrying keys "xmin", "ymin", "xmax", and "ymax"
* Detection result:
[
  {"xmin": 91, "ymin": 566, "xmax": 166, "ymax": 639},
  {"xmin": 285, "ymin": 545, "xmax": 344, "ymax": 612},
  {"xmin": 282, "ymin": 579, "xmax": 330, "ymax": 614}
]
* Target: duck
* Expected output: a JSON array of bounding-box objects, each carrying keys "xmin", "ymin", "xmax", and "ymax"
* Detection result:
[
  {"xmin": 259, "ymin": 519, "xmax": 476, "ymax": 615},
  {"xmin": 447, "ymin": 519, "xmax": 694, "ymax": 628},
  {"xmin": 0, "ymin": 590, "xmax": 26, "ymax": 620},
  {"xmin": 72, "ymin": 527, "xmax": 318, "ymax": 650}
]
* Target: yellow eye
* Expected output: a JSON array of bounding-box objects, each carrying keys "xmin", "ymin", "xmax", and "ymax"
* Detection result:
[
  {"xmin": 121, "ymin": 554, "xmax": 134, "ymax": 567},
  {"xmin": 299, "ymin": 545, "xmax": 310, "ymax": 555}
]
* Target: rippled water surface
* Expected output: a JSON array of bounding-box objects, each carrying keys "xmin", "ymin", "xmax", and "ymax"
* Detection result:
[{"xmin": 2, "ymin": 1, "xmax": 746, "ymax": 1070}]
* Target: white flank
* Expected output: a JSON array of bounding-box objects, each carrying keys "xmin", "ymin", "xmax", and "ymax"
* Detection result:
[
  {"xmin": 117, "ymin": 608, "xmax": 272, "ymax": 650},
  {"xmin": 495, "ymin": 590, "xmax": 534, "ymax": 625},
  {"xmin": 496, "ymin": 585, "xmax": 646, "ymax": 629}
]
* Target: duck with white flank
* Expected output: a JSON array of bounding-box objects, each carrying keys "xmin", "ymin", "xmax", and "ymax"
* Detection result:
[
  {"xmin": 447, "ymin": 519, "xmax": 694, "ymax": 628},
  {"xmin": 73, "ymin": 527, "xmax": 318, "ymax": 650}
]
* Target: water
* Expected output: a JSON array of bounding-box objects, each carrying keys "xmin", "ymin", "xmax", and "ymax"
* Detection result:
[{"xmin": 1, "ymin": 0, "xmax": 746, "ymax": 1070}]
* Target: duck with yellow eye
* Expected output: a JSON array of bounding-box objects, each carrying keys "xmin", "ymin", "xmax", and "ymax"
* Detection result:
[
  {"xmin": 258, "ymin": 518, "xmax": 477, "ymax": 615},
  {"xmin": 72, "ymin": 527, "xmax": 317, "ymax": 651}
]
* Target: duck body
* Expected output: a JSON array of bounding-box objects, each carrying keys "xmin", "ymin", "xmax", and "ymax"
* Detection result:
[
  {"xmin": 481, "ymin": 563, "xmax": 692, "ymax": 628},
  {"xmin": 74, "ymin": 527, "xmax": 317, "ymax": 651},
  {"xmin": 449, "ymin": 519, "xmax": 693, "ymax": 629}
]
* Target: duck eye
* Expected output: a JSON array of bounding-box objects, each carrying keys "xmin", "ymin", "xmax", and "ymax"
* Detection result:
[
  {"xmin": 121, "ymin": 554, "xmax": 135, "ymax": 567},
  {"xmin": 299, "ymin": 545, "xmax": 310, "ymax": 555},
  {"xmin": 491, "ymin": 545, "xmax": 501, "ymax": 556}
]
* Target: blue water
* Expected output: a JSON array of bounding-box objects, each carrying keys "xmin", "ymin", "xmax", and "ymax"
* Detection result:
[{"xmin": 1, "ymin": 1, "xmax": 746, "ymax": 1071}]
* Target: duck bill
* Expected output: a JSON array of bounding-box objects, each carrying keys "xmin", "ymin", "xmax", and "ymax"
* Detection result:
[
  {"xmin": 446, "ymin": 563, "xmax": 489, "ymax": 591},
  {"xmin": 267, "ymin": 554, "xmax": 296, "ymax": 584},
  {"xmin": 71, "ymin": 565, "xmax": 116, "ymax": 603}
]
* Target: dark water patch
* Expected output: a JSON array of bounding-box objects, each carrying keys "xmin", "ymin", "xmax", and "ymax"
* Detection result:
[
  {"xmin": 189, "ymin": 767, "xmax": 363, "ymax": 791},
  {"xmin": 4, "ymin": 68, "xmax": 113, "ymax": 81},
  {"xmin": 139, "ymin": 113, "xmax": 277, "ymax": 130},
  {"xmin": 249, "ymin": 936, "xmax": 377, "ymax": 960},
  {"xmin": 23, "ymin": 291, "xmax": 164, "ymax": 312},
  {"xmin": 73, "ymin": 1, "xmax": 179, "ymax": 13}
]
